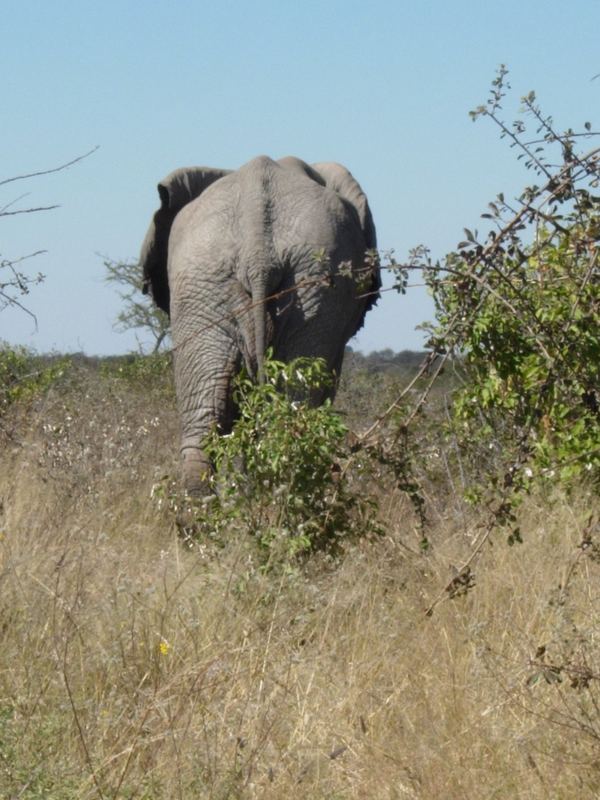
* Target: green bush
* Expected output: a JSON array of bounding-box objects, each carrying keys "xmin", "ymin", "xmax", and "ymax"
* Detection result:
[
  {"xmin": 209, "ymin": 354, "xmax": 380, "ymax": 559},
  {"xmin": 447, "ymin": 228, "xmax": 598, "ymax": 489},
  {"xmin": 415, "ymin": 68, "xmax": 600, "ymax": 515},
  {"xmin": 159, "ymin": 354, "xmax": 380, "ymax": 565},
  {"xmin": 0, "ymin": 343, "xmax": 69, "ymax": 415}
]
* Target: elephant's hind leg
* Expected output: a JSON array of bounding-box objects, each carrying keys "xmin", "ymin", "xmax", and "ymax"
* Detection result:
[{"xmin": 174, "ymin": 325, "xmax": 241, "ymax": 496}]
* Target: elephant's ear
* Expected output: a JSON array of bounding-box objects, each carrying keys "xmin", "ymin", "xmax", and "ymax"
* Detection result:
[
  {"xmin": 312, "ymin": 162, "xmax": 380, "ymax": 321},
  {"xmin": 311, "ymin": 162, "xmax": 377, "ymax": 251},
  {"xmin": 140, "ymin": 166, "xmax": 231, "ymax": 314}
]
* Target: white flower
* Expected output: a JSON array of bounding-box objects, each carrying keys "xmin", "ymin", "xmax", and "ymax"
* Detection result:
[{"xmin": 524, "ymin": 467, "xmax": 533, "ymax": 478}]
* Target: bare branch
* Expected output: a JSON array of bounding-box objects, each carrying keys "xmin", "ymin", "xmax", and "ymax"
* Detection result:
[
  {"xmin": 1, "ymin": 204, "xmax": 60, "ymax": 217},
  {"xmin": 1, "ymin": 250, "xmax": 47, "ymax": 267},
  {"xmin": 0, "ymin": 289, "xmax": 38, "ymax": 326},
  {"xmin": 0, "ymin": 146, "xmax": 99, "ymax": 188}
]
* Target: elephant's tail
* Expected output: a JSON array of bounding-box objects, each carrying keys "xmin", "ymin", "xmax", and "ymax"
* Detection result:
[
  {"xmin": 252, "ymin": 278, "xmax": 267, "ymax": 384},
  {"xmin": 238, "ymin": 155, "xmax": 282, "ymax": 384}
]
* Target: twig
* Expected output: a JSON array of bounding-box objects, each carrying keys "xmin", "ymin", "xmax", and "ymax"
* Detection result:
[
  {"xmin": 0, "ymin": 290, "xmax": 38, "ymax": 325},
  {"xmin": 0, "ymin": 204, "xmax": 60, "ymax": 217},
  {"xmin": 0, "ymin": 146, "xmax": 99, "ymax": 187},
  {"xmin": 357, "ymin": 351, "xmax": 441, "ymax": 444}
]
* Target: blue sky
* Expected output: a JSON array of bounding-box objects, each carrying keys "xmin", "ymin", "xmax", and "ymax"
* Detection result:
[{"xmin": 2, "ymin": 0, "xmax": 599, "ymax": 354}]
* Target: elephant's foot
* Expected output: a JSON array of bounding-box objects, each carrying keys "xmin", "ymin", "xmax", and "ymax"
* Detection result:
[{"xmin": 181, "ymin": 446, "xmax": 213, "ymax": 497}]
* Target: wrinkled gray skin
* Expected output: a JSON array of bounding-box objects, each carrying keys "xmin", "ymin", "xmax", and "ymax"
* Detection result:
[{"xmin": 140, "ymin": 155, "xmax": 380, "ymax": 494}]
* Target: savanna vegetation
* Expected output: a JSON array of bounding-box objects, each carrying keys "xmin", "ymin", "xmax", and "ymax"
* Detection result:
[{"xmin": 0, "ymin": 70, "xmax": 598, "ymax": 798}]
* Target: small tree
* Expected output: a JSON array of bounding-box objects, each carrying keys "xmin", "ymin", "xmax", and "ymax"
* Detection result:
[
  {"xmin": 1, "ymin": 148, "xmax": 97, "ymax": 321},
  {"xmin": 104, "ymin": 258, "xmax": 170, "ymax": 353}
]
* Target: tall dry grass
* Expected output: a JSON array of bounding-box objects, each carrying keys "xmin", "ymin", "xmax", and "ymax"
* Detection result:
[{"xmin": 0, "ymin": 360, "xmax": 599, "ymax": 798}]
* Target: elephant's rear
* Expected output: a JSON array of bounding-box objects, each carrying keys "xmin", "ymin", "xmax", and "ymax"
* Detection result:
[{"xmin": 141, "ymin": 154, "xmax": 379, "ymax": 495}]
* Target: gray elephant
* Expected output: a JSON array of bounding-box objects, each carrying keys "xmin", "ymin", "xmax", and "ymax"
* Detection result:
[{"xmin": 140, "ymin": 155, "xmax": 380, "ymax": 494}]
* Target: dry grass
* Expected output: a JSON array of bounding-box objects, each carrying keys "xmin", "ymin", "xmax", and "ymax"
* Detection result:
[{"xmin": 1, "ymin": 361, "xmax": 599, "ymax": 798}]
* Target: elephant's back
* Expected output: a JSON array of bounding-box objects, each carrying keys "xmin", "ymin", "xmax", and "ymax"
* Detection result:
[
  {"xmin": 168, "ymin": 155, "xmax": 366, "ymax": 273},
  {"xmin": 237, "ymin": 155, "xmax": 358, "ymax": 224},
  {"xmin": 272, "ymin": 172, "xmax": 366, "ymax": 260}
]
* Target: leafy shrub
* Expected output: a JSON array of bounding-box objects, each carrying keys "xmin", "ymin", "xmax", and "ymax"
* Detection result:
[
  {"xmin": 157, "ymin": 354, "xmax": 380, "ymax": 565},
  {"xmin": 436, "ymin": 225, "xmax": 599, "ymax": 494},
  {"xmin": 410, "ymin": 68, "xmax": 600, "ymax": 515},
  {"xmin": 0, "ymin": 343, "xmax": 70, "ymax": 415}
]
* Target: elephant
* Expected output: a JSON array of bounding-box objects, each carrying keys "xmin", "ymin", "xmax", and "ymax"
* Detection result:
[{"xmin": 140, "ymin": 155, "xmax": 380, "ymax": 494}]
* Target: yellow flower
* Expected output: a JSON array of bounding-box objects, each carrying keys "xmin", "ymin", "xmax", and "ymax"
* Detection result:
[{"xmin": 158, "ymin": 640, "xmax": 170, "ymax": 656}]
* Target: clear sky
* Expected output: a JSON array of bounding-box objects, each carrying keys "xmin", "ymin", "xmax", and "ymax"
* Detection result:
[{"xmin": 2, "ymin": 0, "xmax": 599, "ymax": 355}]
